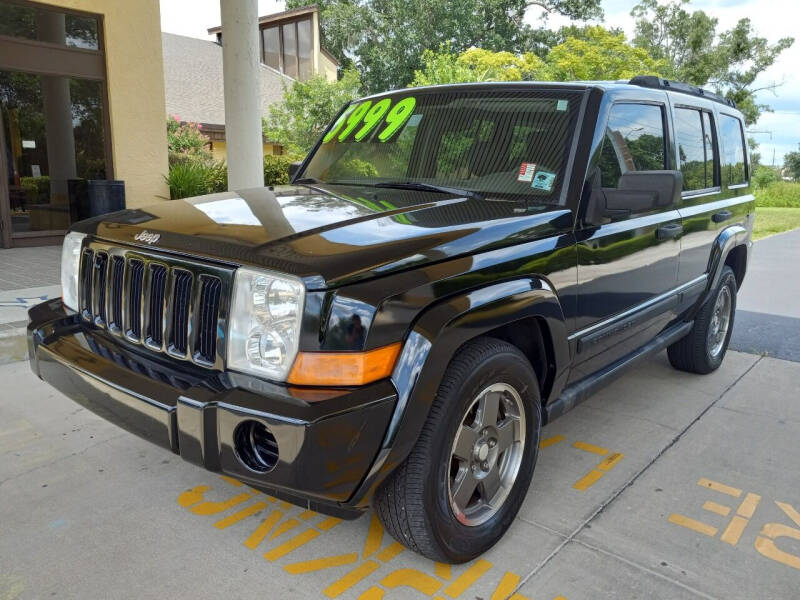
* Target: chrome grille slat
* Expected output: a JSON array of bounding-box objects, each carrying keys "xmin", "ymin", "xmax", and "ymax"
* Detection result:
[
  {"xmin": 145, "ymin": 264, "xmax": 168, "ymax": 349},
  {"xmin": 126, "ymin": 259, "xmax": 145, "ymax": 342},
  {"xmin": 92, "ymin": 252, "xmax": 109, "ymax": 327},
  {"xmin": 195, "ymin": 276, "xmax": 222, "ymax": 364},
  {"xmin": 109, "ymin": 256, "xmax": 125, "ymax": 332},
  {"xmin": 168, "ymin": 270, "xmax": 193, "ymax": 357},
  {"xmin": 80, "ymin": 249, "xmax": 94, "ymax": 320},
  {"xmin": 78, "ymin": 243, "xmax": 230, "ymax": 370}
]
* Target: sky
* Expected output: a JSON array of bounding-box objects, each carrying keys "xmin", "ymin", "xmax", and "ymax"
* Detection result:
[{"xmin": 160, "ymin": 0, "xmax": 799, "ymax": 165}]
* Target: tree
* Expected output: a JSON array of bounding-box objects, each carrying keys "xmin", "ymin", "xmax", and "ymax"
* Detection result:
[
  {"xmin": 286, "ymin": 0, "xmax": 603, "ymax": 93},
  {"xmin": 544, "ymin": 26, "xmax": 666, "ymax": 81},
  {"xmin": 411, "ymin": 47, "xmax": 545, "ymax": 87},
  {"xmin": 410, "ymin": 28, "xmax": 665, "ymax": 86},
  {"xmin": 263, "ymin": 68, "xmax": 362, "ymax": 154},
  {"xmin": 784, "ymin": 146, "xmax": 800, "ymax": 180},
  {"xmin": 631, "ymin": 0, "xmax": 793, "ymax": 125}
]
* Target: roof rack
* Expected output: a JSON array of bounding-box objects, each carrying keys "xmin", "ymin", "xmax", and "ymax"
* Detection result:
[{"xmin": 628, "ymin": 76, "xmax": 737, "ymax": 108}]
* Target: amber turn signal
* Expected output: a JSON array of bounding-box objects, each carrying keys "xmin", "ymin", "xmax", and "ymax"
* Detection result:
[{"xmin": 287, "ymin": 342, "xmax": 402, "ymax": 386}]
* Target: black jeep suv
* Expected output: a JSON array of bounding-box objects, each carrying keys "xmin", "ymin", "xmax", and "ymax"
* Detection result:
[{"xmin": 29, "ymin": 77, "xmax": 753, "ymax": 563}]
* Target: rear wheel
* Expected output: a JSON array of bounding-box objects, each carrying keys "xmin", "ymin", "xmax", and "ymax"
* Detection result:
[
  {"xmin": 374, "ymin": 337, "xmax": 541, "ymax": 563},
  {"xmin": 668, "ymin": 265, "xmax": 737, "ymax": 374}
]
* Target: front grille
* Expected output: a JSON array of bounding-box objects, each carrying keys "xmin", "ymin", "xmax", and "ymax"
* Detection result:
[{"xmin": 79, "ymin": 243, "xmax": 230, "ymax": 369}]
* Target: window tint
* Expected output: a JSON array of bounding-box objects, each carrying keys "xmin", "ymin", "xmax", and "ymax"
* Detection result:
[
  {"xmin": 720, "ymin": 114, "xmax": 747, "ymax": 185},
  {"xmin": 0, "ymin": 1, "xmax": 99, "ymax": 50},
  {"xmin": 262, "ymin": 26, "xmax": 280, "ymax": 71},
  {"xmin": 598, "ymin": 104, "xmax": 666, "ymax": 188},
  {"xmin": 297, "ymin": 19, "xmax": 313, "ymax": 81},
  {"xmin": 674, "ymin": 107, "xmax": 717, "ymax": 191},
  {"xmin": 282, "ymin": 23, "xmax": 298, "ymax": 79}
]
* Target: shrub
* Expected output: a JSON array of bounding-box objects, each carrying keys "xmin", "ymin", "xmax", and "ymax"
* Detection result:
[
  {"xmin": 264, "ymin": 153, "xmax": 303, "ymax": 186},
  {"xmin": 752, "ymin": 165, "xmax": 779, "ymax": 189},
  {"xmin": 167, "ymin": 116, "xmax": 212, "ymax": 162},
  {"xmin": 166, "ymin": 160, "xmax": 227, "ymax": 200},
  {"xmin": 20, "ymin": 176, "xmax": 50, "ymax": 204},
  {"xmin": 754, "ymin": 181, "xmax": 800, "ymax": 208}
]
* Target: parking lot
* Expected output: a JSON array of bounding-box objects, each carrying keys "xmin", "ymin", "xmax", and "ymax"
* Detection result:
[{"xmin": 2, "ymin": 346, "xmax": 799, "ymax": 599}]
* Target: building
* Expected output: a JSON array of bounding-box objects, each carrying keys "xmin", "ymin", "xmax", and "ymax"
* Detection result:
[
  {"xmin": 0, "ymin": 0, "xmax": 169, "ymax": 248},
  {"xmin": 164, "ymin": 5, "xmax": 338, "ymax": 161}
]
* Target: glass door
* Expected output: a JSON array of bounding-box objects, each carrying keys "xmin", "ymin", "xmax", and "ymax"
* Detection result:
[{"xmin": 0, "ymin": 0, "xmax": 109, "ymax": 248}]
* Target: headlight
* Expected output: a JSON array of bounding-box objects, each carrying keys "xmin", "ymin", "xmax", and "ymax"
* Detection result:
[
  {"xmin": 61, "ymin": 231, "xmax": 86, "ymax": 311},
  {"xmin": 228, "ymin": 267, "xmax": 305, "ymax": 381}
]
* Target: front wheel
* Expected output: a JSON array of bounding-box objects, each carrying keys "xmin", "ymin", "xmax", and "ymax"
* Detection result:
[{"xmin": 374, "ymin": 337, "xmax": 541, "ymax": 563}]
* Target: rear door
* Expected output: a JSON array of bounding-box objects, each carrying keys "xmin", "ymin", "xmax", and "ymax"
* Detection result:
[
  {"xmin": 673, "ymin": 103, "xmax": 752, "ymax": 308},
  {"xmin": 571, "ymin": 99, "xmax": 682, "ymax": 382}
]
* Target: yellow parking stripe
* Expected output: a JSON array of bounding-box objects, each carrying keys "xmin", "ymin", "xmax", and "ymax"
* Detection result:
[
  {"xmin": 376, "ymin": 542, "xmax": 404, "ymax": 562},
  {"xmin": 243, "ymin": 510, "xmax": 283, "ymax": 549},
  {"xmin": 284, "ymin": 553, "xmax": 359, "ymax": 574},
  {"xmin": 382, "ymin": 569, "xmax": 442, "ymax": 595},
  {"xmin": 435, "ymin": 563, "xmax": 452, "ymax": 580},
  {"xmin": 703, "ymin": 501, "xmax": 731, "ymax": 516},
  {"xmin": 264, "ymin": 529, "xmax": 320, "ymax": 561},
  {"xmin": 317, "ymin": 517, "xmax": 343, "ymax": 531},
  {"xmin": 573, "ymin": 470, "xmax": 604, "ymax": 491},
  {"xmin": 540, "ymin": 435, "xmax": 565, "ymax": 449},
  {"xmin": 737, "ymin": 493, "xmax": 762, "ymax": 518},
  {"xmin": 363, "ymin": 515, "xmax": 383, "ymax": 558},
  {"xmin": 721, "ymin": 516, "xmax": 749, "ymax": 546},
  {"xmin": 442, "ymin": 559, "xmax": 492, "ymax": 597},
  {"xmin": 220, "ymin": 475, "xmax": 243, "ymax": 487},
  {"xmin": 214, "ymin": 501, "xmax": 267, "ymax": 529},
  {"xmin": 490, "ymin": 572, "xmax": 520, "ymax": 600},
  {"xmin": 572, "ymin": 441, "xmax": 609, "ymax": 456},
  {"xmin": 190, "ymin": 491, "xmax": 254, "ymax": 515},
  {"xmin": 298, "ymin": 510, "xmax": 317, "ymax": 521},
  {"xmin": 597, "ymin": 452, "xmax": 623, "ymax": 471},
  {"xmin": 668, "ymin": 513, "xmax": 718, "ymax": 536},
  {"xmin": 324, "ymin": 560, "xmax": 381, "ymax": 598},
  {"xmin": 270, "ymin": 518, "xmax": 300, "ymax": 539},
  {"xmin": 698, "ymin": 478, "xmax": 742, "ymax": 497}
]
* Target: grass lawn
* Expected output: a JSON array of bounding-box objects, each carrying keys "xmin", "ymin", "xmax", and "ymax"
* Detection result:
[{"xmin": 753, "ymin": 207, "xmax": 800, "ymax": 240}]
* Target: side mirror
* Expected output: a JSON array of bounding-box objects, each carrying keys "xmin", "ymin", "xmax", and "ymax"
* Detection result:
[
  {"xmin": 586, "ymin": 170, "xmax": 683, "ymax": 225},
  {"xmin": 288, "ymin": 161, "xmax": 303, "ymax": 182}
]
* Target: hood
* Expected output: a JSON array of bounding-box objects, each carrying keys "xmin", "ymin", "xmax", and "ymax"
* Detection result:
[{"xmin": 76, "ymin": 184, "xmax": 572, "ymax": 289}]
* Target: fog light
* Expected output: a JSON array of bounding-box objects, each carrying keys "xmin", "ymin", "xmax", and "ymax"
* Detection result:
[{"xmin": 233, "ymin": 420, "xmax": 279, "ymax": 473}]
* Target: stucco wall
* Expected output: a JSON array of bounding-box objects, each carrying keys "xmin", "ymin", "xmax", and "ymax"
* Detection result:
[
  {"xmin": 210, "ymin": 141, "xmax": 280, "ymax": 162},
  {"xmin": 42, "ymin": 0, "xmax": 170, "ymax": 208}
]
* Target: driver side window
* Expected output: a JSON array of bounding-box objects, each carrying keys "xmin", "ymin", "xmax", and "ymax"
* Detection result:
[{"xmin": 598, "ymin": 103, "xmax": 667, "ymax": 189}]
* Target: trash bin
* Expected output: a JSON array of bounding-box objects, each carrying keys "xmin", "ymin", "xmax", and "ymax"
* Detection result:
[{"xmin": 68, "ymin": 179, "xmax": 125, "ymax": 222}]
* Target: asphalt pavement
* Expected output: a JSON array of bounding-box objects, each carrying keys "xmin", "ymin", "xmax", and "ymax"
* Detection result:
[{"xmin": 730, "ymin": 228, "xmax": 800, "ymax": 362}]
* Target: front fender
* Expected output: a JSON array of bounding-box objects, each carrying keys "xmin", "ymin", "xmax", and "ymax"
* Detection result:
[{"xmin": 346, "ymin": 277, "xmax": 569, "ymax": 508}]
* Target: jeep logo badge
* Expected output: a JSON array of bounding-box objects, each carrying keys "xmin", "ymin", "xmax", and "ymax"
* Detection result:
[{"xmin": 134, "ymin": 230, "xmax": 160, "ymax": 245}]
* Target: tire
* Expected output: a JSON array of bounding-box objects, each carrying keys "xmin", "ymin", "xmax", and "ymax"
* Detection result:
[
  {"xmin": 374, "ymin": 336, "xmax": 541, "ymax": 563},
  {"xmin": 668, "ymin": 265, "xmax": 737, "ymax": 374}
]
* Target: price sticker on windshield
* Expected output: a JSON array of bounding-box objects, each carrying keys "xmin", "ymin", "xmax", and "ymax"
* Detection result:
[{"xmin": 322, "ymin": 96, "xmax": 417, "ymax": 144}]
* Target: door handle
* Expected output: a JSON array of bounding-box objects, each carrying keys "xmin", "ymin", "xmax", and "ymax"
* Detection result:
[
  {"xmin": 712, "ymin": 210, "xmax": 733, "ymax": 223},
  {"xmin": 656, "ymin": 223, "xmax": 683, "ymax": 240}
]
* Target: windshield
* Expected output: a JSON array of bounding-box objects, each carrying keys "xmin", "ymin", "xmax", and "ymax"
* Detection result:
[{"xmin": 300, "ymin": 87, "xmax": 583, "ymax": 203}]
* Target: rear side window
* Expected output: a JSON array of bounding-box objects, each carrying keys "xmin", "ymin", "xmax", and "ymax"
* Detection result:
[
  {"xmin": 598, "ymin": 103, "xmax": 666, "ymax": 188},
  {"xmin": 674, "ymin": 107, "xmax": 717, "ymax": 192},
  {"xmin": 719, "ymin": 114, "xmax": 748, "ymax": 186}
]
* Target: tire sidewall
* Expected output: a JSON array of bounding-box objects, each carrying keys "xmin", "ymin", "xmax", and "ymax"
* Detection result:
[
  {"xmin": 425, "ymin": 349, "xmax": 541, "ymax": 562},
  {"xmin": 704, "ymin": 268, "xmax": 737, "ymax": 370}
]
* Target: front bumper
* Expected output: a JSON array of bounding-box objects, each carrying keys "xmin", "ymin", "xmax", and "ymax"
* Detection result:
[{"xmin": 28, "ymin": 299, "xmax": 397, "ymax": 518}]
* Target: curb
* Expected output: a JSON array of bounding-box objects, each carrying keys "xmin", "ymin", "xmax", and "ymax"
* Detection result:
[{"xmin": 0, "ymin": 322, "xmax": 28, "ymax": 366}]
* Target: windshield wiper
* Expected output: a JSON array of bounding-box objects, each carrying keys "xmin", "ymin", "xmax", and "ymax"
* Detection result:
[
  {"xmin": 373, "ymin": 181, "xmax": 483, "ymax": 201},
  {"xmin": 293, "ymin": 177, "xmax": 319, "ymax": 184}
]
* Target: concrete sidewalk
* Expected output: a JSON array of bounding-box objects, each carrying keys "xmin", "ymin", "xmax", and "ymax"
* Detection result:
[
  {"xmin": 2, "ymin": 350, "xmax": 798, "ymax": 599},
  {"xmin": 0, "ymin": 245, "xmax": 62, "ymax": 365}
]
